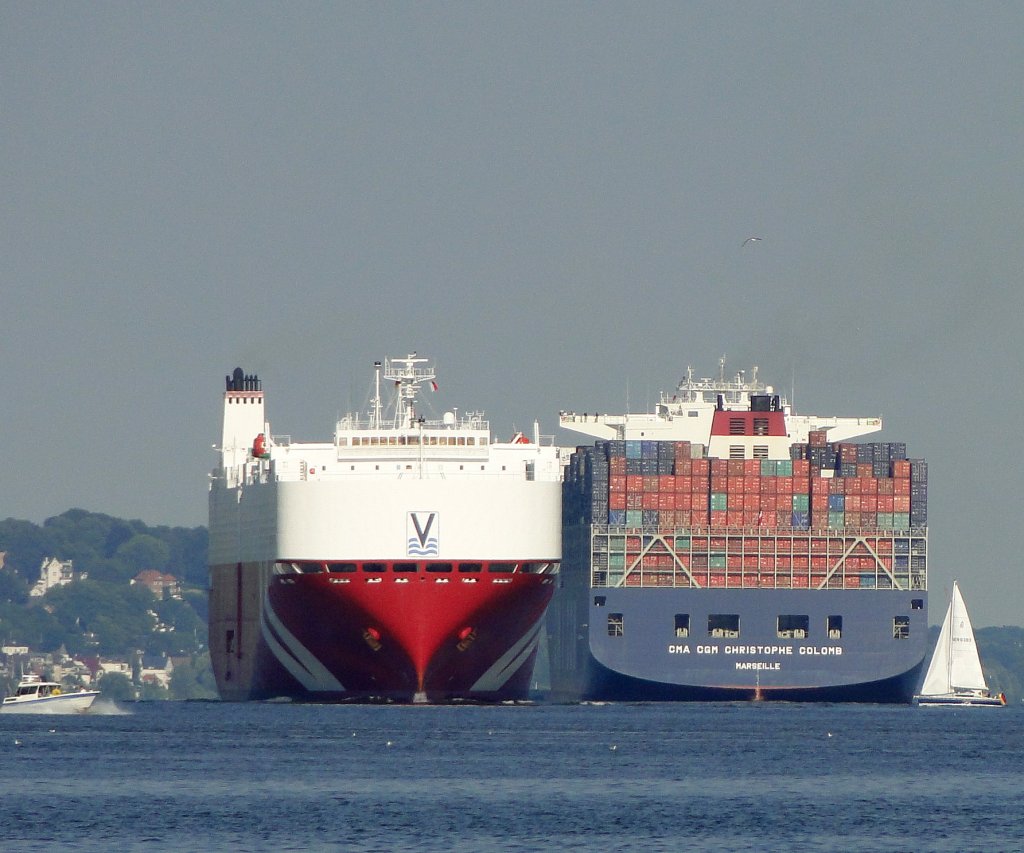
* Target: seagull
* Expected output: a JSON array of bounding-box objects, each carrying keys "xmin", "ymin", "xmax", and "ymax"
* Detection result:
[{"xmin": 742, "ymin": 236, "xmax": 763, "ymax": 247}]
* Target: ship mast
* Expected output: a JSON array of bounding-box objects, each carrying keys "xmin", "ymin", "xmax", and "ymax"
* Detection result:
[{"xmin": 383, "ymin": 353, "xmax": 436, "ymax": 430}]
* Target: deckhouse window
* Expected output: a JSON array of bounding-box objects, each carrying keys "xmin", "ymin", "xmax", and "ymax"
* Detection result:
[
  {"xmin": 729, "ymin": 445, "xmax": 745, "ymax": 459},
  {"xmin": 488, "ymin": 563, "xmax": 516, "ymax": 573},
  {"xmin": 674, "ymin": 614, "xmax": 690, "ymax": 637},
  {"xmin": 708, "ymin": 614, "xmax": 740, "ymax": 638},
  {"xmin": 777, "ymin": 615, "xmax": 809, "ymax": 639},
  {"xmin": 729, "ymin": 418, "xmax": 745, "ymax": 435},
  {"xmin": 893, "ymin": 616, "xmax": 910, "ymax": 639},
  {"xmin": 608, "ymin": 613, "xmax": 624, "ymax": 637},
  {"xmin": 827, "ymin": 615, "xmax": 843, "ymax": 639},
  {"xmin": 327, "ymin": 562, "xmax": 357, "ymax": 573}
]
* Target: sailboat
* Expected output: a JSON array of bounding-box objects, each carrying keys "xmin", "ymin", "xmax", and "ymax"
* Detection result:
[{"xmin": 915, "ymin": 580, "xmax": 1007, "ymax": 707}]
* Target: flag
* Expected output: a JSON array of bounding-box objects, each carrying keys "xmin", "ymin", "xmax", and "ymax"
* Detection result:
[{"xmin": 430, "ymin": 380, "xmax": 438, "ymax": 392}]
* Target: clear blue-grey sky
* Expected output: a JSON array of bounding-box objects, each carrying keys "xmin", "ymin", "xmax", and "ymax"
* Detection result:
[{"xmin": 2, "ymin": 4, "xmax": 1021, "ymax": 625}]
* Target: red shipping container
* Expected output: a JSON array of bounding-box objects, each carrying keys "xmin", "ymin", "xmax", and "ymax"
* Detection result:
[
  {"xmin": 777, "ymin": 478, "xmax": 793, "ymax": 495},
  {"xmin": 744, "ymin": 459, "xmax": 761, "ymax": 476},
  {"xmin": 709, "ymin": 574, "xmax": 726, "ymax": 587},
  {"xmin": 710, "ymin": 510, "xmax": 729, "ymax": 527},
  {"xmin": 846, "ymin": 494, "xmax": 862, "ymax": 512},
  {"xmin": 609, "ymin": 492, "xmax": 626, "ymax": 510},
  {"xmin": 693, "ymin": 458, "xmax": 711, "ymax": 476},
  {"xmin": 792, "ymin": 477, "xmax": 809, "ymax": 495},
  {"xmin": 711, "ymin": 475, "xmax": 728, "ymax": 492},
  {"xmin": 626, "ymin": 493, "xmax": 643, "ymax": 509},
  {"xmin": 861, "ymin": 495, "xmax": 878, "ymax": 512},
  {"xmin": 675, "ymin": 475, "xmax": 691, "ymax": 493},
  {"xmin": 727, "ymin": 492, "xmax": 744, "ymax": 510},
  {"xmin": 744, "ymin": 477, "xmax": 760, "ymax": 494},
  {"xmin": 728, "ymin": 459, "xmax": 745, "ymax": 477},
  {"xmin": 675, "ymin": 459, "xmax": 692, "ymax": 476},
  {"xmin": 609, "ymin": 474, "xmax": 627, "ymax": 492},
  {"xmin": 644, "ymin": 475, "xmax": 659, "ymax": 492},
  {"xmin": 892, "ymin": 460, "xmax": 911, "ymax": 478},
  {"xmin": 861, "ymin": 477, "xmax": 878, "ymax": 495},
  {"xmin": 743, "ymin": 493, "xmax": 761, "ymax": 511},
  {"xmin": 877, "ymin": 478, "xmax": 894, "ymax": 495},
  {"xmin": 659, "ymin": 475, "xmax": 675, "ymax": 493},
  {"xmin": 845, "ymin": 575, "xmax": 861, "ymax": 588},
  {"xmin": 730, "ymin": 477, "xmax": 745, "ymax": 494},
  {"xmin": 642, "ymin": 493, "xmax": 659, "ymax": 509},
  {"xmin": 711, "ymin": 458, "xmax": 729, "ymax": 476},
  {"xmin": 658, "ymin": 493, "xmax": 676, "ymax": 510},
  {"xmin": 727, "ymin": 511, "xmax": 744, "ymax": 526},
  {"xmin": 894, "ymin": 495, "xmax": 911, "ymax": 512},
  {"xmin": 743, "ymin": 511, "xmax": 760, "ymax": 526},
  {"xmin": 895, "ymin": 478, "xmax": 911, "ymax": 496},
  {"xmin": 761, "ymin": 478, "xmax": 777, "ymax": 495},
  {"xmin": 610, "ymin": 457, "xmax": 627, "ymax": 474},
  {"xmin": 793, "ymin": 459, "xmax": 810, "ymax": 477},
  {"xmin": 847, "ymin": 478, "xmax": 862, "ymax": 495},
  {"xmin": 627, "ymin": 476, "xmax": 645, "ymax": 493}
]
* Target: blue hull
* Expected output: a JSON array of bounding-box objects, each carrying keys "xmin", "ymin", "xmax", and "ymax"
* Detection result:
[{"xmin": 548, "ymin": 585, "xmax": 928, "ymax": 703}]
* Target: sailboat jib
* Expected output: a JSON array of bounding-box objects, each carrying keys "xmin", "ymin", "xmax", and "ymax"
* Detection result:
[{"xmin": 915, "ymin": 581, "xmax": 1006, "ymax": 707}]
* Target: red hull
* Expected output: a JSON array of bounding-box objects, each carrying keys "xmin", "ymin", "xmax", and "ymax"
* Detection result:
[{"xmin": 251, "ymin": 570, "xmax": 554, "ymax": 702}]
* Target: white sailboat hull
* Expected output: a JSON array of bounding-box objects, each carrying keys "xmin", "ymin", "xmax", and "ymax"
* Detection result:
[{"xmin": 916, "ymin": 693, "xmax": 1006, "ymax": 707}]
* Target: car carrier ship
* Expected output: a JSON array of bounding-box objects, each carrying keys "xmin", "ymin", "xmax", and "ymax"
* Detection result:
[
  {"xmin": 549, "ymin": 360, "xmax": 928, "ymax": 702},
  {"xmin": 208, "ymin": 354, "xmax": 561, "ymax": 703}
]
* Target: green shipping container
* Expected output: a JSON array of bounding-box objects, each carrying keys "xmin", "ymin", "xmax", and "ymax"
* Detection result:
[
  {"xmin": 828, "ymin": 511, "xmax": 845, "ymax": 529},
  {"xmin": 710, "ymin": 493, "xmax": 728, "ymax": 511},
  {"xmin": 792, "ymin": 494, "xmax": 810, "ymax": 511}
]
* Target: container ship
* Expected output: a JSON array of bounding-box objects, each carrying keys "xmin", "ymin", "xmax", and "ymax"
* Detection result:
[
  {"xmin": 548, "ymin": 361, "xmax": 928, "ymax": 702},
  {"xmin": 208, "ymin": 354, "xmax": 561, "ymax": 703}
]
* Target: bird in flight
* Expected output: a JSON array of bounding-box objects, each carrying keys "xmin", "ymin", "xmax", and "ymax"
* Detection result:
[{"xmin": 742, "ymin": 236, "xmax": 763, "ymax": 247}]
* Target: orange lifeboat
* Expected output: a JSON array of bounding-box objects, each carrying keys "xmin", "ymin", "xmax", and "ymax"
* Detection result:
[{"xmin": 252, "ymin": 433, "xmax": 269, "ymax": 458}]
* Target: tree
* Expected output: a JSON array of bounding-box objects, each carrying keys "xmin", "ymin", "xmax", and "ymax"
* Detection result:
[
  {"xmin": 98, "ymin": 671, "xmax": 135, "ymax": 700},
  {"xmin": 115, "ymin": 534, "xmax": 171, "ymax": 574}
]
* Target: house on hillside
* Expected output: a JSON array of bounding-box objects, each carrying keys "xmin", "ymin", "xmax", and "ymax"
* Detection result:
[
  {"xmin": 29, "ymin": 557, "xmax": 82, "ymax": 597},
  {"xmin": 131, "ymin": 570, "xmax": 182, "ymax": 600}
]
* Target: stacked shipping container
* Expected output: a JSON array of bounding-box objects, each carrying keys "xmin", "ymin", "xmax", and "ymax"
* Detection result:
[
  {"xmin": 563, "ymin": 434, "xmax": 927, "ymax": 532},
  {"xmin": 563, "ymin": 435, "xmax": 928, "ymax": 591}
]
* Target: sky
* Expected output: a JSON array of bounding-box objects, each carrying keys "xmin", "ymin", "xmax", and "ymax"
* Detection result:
[{"xmin": 2, "ymin": 3, "xmax": 1022, "ymax": 626}]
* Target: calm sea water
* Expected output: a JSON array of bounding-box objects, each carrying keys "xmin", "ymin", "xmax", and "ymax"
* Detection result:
[{"xmin": 1, "ymin": 700, "xmax": 1021, "ymax": 852}]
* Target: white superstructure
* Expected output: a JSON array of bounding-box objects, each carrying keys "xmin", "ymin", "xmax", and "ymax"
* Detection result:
[{"xmin": 560, "ymin": 358, "xmax": 882, "ymax": 447}]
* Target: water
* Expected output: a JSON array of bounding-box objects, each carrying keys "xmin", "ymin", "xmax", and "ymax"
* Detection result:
[{"xmin": 2, "ymin": 701, "xmax": 1022, "ymax": 852}]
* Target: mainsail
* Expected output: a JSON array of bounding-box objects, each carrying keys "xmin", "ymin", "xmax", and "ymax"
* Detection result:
[{"xmin": 919, "ymin": 581, "xmax": 988, "ymax": 697}]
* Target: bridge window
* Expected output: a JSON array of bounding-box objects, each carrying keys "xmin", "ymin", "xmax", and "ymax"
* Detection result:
[
  {"xmin": 488, "ymin": 563, "xmax": 516, "ymax": 573},
  {"xmin": 458, "ymin": 562, "xmax": 483, "ymax": 573},
  {"xmin": 393, "ymin": 563, "xmax": 418, "ymax": 573},
  {"xmin": 608, "ymin": 613, "xmax": 624, "ymax": 637},
  {"xmin": 363, "ymin": 563, "xmax": 386, "ymax": 573}
]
